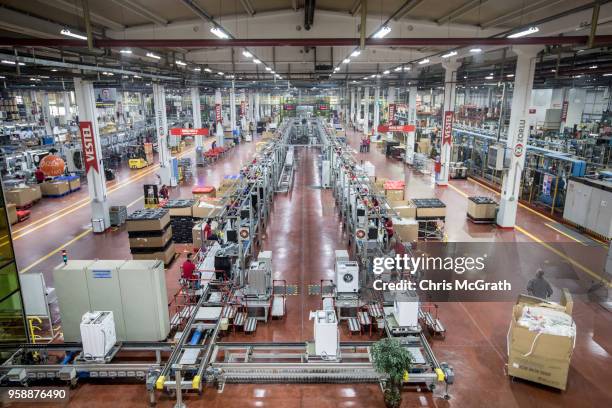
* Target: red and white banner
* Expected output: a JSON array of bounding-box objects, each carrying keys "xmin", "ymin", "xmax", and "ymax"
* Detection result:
[
  {"xmin": 79, "ymin": 121, "xmax": 99, "ymax": 173},
  {"xmin": 240, "ymin": 101, "xmax": 245, "ymax": 117},
  {"xmin": 215, "ymin": 104, "xmax": 222, "ymax": 123},
  {"xmin": 169, "ymin": 128, "xmax": 210, "ymax": 136},
  {"xmin": 560, "ymin": 100, "xmax": 569, "ymax": 122},
  {"xmin": 377, "ymin": 124, "xmax": 416, "ymax": 133},
  {"xmin": 388, "ymin": 103, "xmax": 396, "ymax": 122},
  {"xmin": 442, "ymin": 111, "xmax": 454, "ymax": 145}
]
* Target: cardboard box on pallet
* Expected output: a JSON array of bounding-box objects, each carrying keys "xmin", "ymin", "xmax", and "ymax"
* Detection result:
[
  {"xmin": 393, "ymin": 217, "xmax": 419, "ymax": 243},
  {"xmin": 28, "ymin": 184, "xmax": 41, "ymax": 201},
  {"xmin": 192, "ymin": 199, "xmax": 224, "ymax": 219},
  {"xmin": 507, "ymin": 291, "xmax": 575, "ymax": 391},
  {"xmin": 126, "ymin": 211, "xmax": 171, "ymax": 232},
  {"xmin": 128, "ymin": 226, "xmax": 173, "ymax": 248},
  {"xmin": 41, "ymin": 181, "xmax": 70, "ymax": 197},
  {"xmin": 131, "ymin": 242, "xmax": 176, "ymax": 265},
  {"xmin": 192, "ymin": 186, "xmax": 216, "ymax": 199},
  {"xmin": 192, "ymin": 223, "xmax": 204, "ymax": 248},
  {"xmin": 385, "ymin": 188, "xmax": 405, "ymax": 201},
  {"xmin": 388, "ymin": 200, "xmax": 417, "ymax": 218},
  {"xmin": 6, "ymin": 188, "xmax": 34, "ymax": 206},
  {"xmin": 467, "ymin": 197, "xmax": 497, "ymax": 220},
  {"xmin": 68, "ymin": 178, "xmax": 81, "ymax": 191},
  {"xmin": 162, "ymin": 199, "xmax": 196, "ymax": 217}
]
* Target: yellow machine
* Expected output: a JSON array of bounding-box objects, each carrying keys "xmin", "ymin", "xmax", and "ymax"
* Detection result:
[{"xmin": 129, "ymin": 158, "xmax": 148, "ymax": 169}]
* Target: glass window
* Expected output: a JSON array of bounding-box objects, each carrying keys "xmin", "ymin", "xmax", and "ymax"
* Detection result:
[
  {"xmin": 0, "ymin": 263, "xmax": 19, "ymax": 301},
  {"xmin": 0, "ymin": 291, "xmax": 28, "ymax": 343}
]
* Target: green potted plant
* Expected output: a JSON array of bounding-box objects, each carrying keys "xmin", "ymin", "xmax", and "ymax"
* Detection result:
[{"xmin": 371, "ymin": 338, "xmax": 413, "ymax": 408}]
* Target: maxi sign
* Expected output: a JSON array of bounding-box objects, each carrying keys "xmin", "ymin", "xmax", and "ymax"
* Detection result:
[
  {"xmin": 215, "ymin": 104, "xmax": 222, "ymax": 123},
  {"xmin": 169, "ymin": 128, "xmax": 210, "ymax": 136},
  {"xmin": 79, "ymin": 121, "xmax": 98, "ymax": 173},
  {"xmin": 443, "ymin": 111, "xmax": 454, "ymax": 145},
  {"xmin": 388, "ymin": 103, "xmax": 396, "ymax": 123}
]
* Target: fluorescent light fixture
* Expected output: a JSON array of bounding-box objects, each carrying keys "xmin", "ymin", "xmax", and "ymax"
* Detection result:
[
  {"xmin": 550, "ymin": 69, "xmax": 556, "ymax": 72},
  {"xmin": 507, "ymin": 26, "xmax": 539, "ymax": 38},
  {"xmin": 463, "ymin": 75, "xmax": 467, "ymax": 79},
  {"xmin": 0, "ymin": 76, "xmax": 5, "ymax": 79},
  {"xmin": 363, "ymin": 76, "xmax": 368, "ymax": 80},
  {"xmin": 373, "ymin": 26, "xmax": 391, "ymax": 39},
  {"xmin": 265, "ymin": 67, "xmax": 272, "ymax": 71},
  {"xmin": 418, "ymin": 59, "xmax": 429, "ymax": 65},
  {"xmin": 485, "ymin": 75, "xmax": 493, "ymax": 79},
  {"xmin": 383, "ymin": 70, "xmax": 390, "ymax": 75},
  {"xmin": 242, "ymin": 50, "xmax": 252, "ymax": 58},
  {"xmin": 218, "ymin": 72, "xmax": 224, "ymax": 75},
  {"xmin": 204, "ymin": 68, "xmax": 212, "ymax": 73},
  {"xmin": 134, "ymin": 75, "xmax": 142, "ymax": 78},
  {"xmin": 394, "ymin": 67, "xmax": 402, "ymax": 72},
  {"xmin": 271, "ymin": 71, "xmax": 276, "ymax": 74},
  {"xmin": 470, "ymin": 48, "xmax": 482, "ymax": 53},
  {"xmin": 506, "ymin": 74, "xmax": 514, "ymax": 78},
  {"xmin": 589, "ymin": 65, "xmax": 598, "ymax": 69},
  {"xmin": 120, "ymin": 49, "xmax": 132, "ymax": 54},
  {"xmin": 194, "ymin": 67, "xmax": 201, "ymax": 72},
  {"xmin": 253, "ymin": 59, "xmax": 261, "ymax": 64},
  {"xmin": 370, "ymin": 74, "xmax": 376, "ymax": 78},
  {"xmin": 29, "ymin": 78, "xmax": 40, "ymax": 81},
  {"xmin": 102, "ymin": 72, "xmax": 114, "ymax": 76},
  {"xmin": 574, "ymin": 75, "xmax": 582, "ymax": 78},
  {"xmin": 351, "ymin": 50, "xmax": 361, "ymax": 57},
  {"xmin": 334, "ymin": 67, "xmax": 340, "ymax": 72},
  {"xmin": 210, "ymin": 26, "xmax": 229, "ymax": 39},
  {"xmin": 2, "ymin": 60, "xmax": 24, "ymax": 66},
  {"xmin": 603, "ymin": 73, "xmax": 612, "ymax": 76},
  {"xmin": 343, "ymin": 58, "xmax": 350, "ymax": 64},
  {"xmin": 51, "ymin": 69, "xmax": 58, "ymax": 72},
  {"xmin": 146, "ymin": 52, "xmax": 161, "ymax": 60},
  {"xmin": 441, "ymin": 51, "xmax": 457, "ymax": 58},
  {"xmin": 60, "ymin": 28, "xmax": 87, "ymax": 40},
  {"xmin": 376, "ymin": 74, "xmax": 381, "ymax": 78},
  {"xmin": 176, "ymin": 60, "xmax": 187, "ymax": 66}
]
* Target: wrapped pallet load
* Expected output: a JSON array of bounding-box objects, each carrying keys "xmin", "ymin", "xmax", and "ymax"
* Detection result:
[{"xmin": 507, "ymin": 291, "xmax": 575, "ymax": 390}]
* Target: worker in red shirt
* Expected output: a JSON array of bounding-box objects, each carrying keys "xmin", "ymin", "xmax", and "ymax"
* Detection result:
[
  {"xmin": 34, "ymin": 166, "xmax": 45, "ymax": 183},
  {"xmin": 181, "ymin": 253, "xmax": 198, "ymax": 288},
  {"xmin": 384, "ymin": 217, "xmax": 394, "ymax": 250},
  {"xmin": 203, "ymin": 219, "xmax": 214, "ymax": 240}
]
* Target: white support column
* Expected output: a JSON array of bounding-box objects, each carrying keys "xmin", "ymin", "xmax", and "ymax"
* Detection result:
[
  {"xmin": 62, "ymin": 92, "xmax": 72, "ymax": 125},
  {"xmin": 73, "ymin": 78, "xmax": 110, "ymax": 231},
  {"xmin": 230, "ymin": 83, "xmax": 237, "ymax": 135},
  {"xmin": 438, "ymin": 59, "xmax": 460, "ymax": 186},
  {"xmin": 373, "ymin": 85, "xmax": 380, "ymax": 139},
  {"xmin": 214, "ymin": 89, "xmax": 224, "ymax": 146},
  {"xmin": 247, "ymin": 92, "xmax": 254, "ymax": 123},
  {"xmin": 363, "ymin": 87, "xmax": 369, "ymax": 137},
  {"xmin": 153, "ymin": 83, "xmax": 176, "ymax": 186},
  {"xmin": 41, "ymin": 92, "xmax": 53, "ymax": 136},
  {"xmin": 406, "ymin": 86, "xmax": 418, "ymax": 164},
  {"xmin": 254, "ymin": 93, "xmax": 260, "ymax": 122},
  {"xmin": 497, "ymin": 45, "xmax": 542, "ymax": 228},
  {"xmin": 191, "ymin": 87, "xmax": 203, "ymax": 148}
]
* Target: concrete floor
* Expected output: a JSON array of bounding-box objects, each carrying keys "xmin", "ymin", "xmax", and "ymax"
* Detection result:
[{"xmin": 10, "ymin": 130, "xmax": 612, "ymax": 407}]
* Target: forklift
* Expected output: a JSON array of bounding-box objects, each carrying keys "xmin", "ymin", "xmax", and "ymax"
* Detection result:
[{"xmin": 128, "ymin": 144, "xmax": 149, "ymax": 169}]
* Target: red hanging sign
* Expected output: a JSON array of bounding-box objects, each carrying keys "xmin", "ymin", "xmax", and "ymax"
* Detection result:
[
  {"xmin": 443, "ymin": 111, "xmax": 454, "ymax": 145},
  {"xmin": 215, "ymin": 104, "xmax": 222, "ymax": 123},
  {"xmin": 560, "ymin": 101, "xmax": 569, "ymax": 122},
  {"xmin": 169, "ymin": 128, "xmax": 210, "ymax": 136},
  {"xmin": 79, "ymin": 121, "xmax": 99, "ymax": 173},
  {"xmin": 377, "ymin": 124, "xmax": 416, "ymax": 133}
]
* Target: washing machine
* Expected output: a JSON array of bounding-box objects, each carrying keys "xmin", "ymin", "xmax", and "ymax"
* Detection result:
[{"xmin": 336, "ymin": 261, "xmax": 359, "ymax": 293}]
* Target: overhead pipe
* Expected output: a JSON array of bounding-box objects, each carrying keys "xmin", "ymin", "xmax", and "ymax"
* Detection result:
[
  {"xmin": 2, "ymin": 36, "xmax": 612, "ymax": 47},
  {"xmin": 304, "ymin": 0, "xmax": 315, "ymax": 30},
  {"xmin": 587, "ymin": 2, "xmax": 601, "ymax": 49}
]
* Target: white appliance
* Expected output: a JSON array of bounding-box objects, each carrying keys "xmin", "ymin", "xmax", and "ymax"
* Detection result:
[
  {"xmin": 310, "ymin": 310, "xmax": 339, "ymax": 358},
  {"xmin": 334, "ymin": 250, "xmax": 349, "ymax": 263},
  {"xmin": 394, "ymin": 300, "xmax": 420, "ymax": 328},
  {"xmin": 363, "ymin": 161, "xmax": 375, "ymax": 177},
  {"xmin": 80, "ymin": 311, "xmax": 116, "ymax": 359},
  {"xmin": 258, "ymin": 251, "xmax": 273, "ymax": 269},
  {"xmin": 336, "ymin": 261, "xmax": 359, "ymax": 293},
  {"xmin": 321, "ymin": 160, "xmax": 331, "ymax": 188}
]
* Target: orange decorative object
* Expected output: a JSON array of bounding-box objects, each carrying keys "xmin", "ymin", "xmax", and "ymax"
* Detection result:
[{"xmin": 39, "ymin": 155, "xmax": 65, "ymax": 176}]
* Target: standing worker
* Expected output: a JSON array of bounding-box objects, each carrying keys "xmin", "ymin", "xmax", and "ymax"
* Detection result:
[
  {"xmin": 527, "ymin": 269, "xmax": 553, "ymax": 299},
  {"xmin": 181, "ymin": 253, "xmax": 198, "ymax": 289},
  {"xmin": 159, "ymin": 184, "xmax": 169, "ymax": 200},
  {"xmin": 34, "ymin": 166, "xmax": 45, "ymax": 184},
  {"xmin": 384, "ymin": 217, "xmax": 394, "ymax": 250}
]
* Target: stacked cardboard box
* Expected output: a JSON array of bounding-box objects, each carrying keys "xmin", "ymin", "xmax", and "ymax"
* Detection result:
[
  {"xmin": 6, "ymin": 186, "xmax": 40, "ymax": 207},
  {"xmin": 127, "ymin": 209, "xmax": 175, "ymax": 265},
  {"xmin": 412, "ymin": 198, "xmax": 446, "ymax": 219},
  {"xmin": 417, "ymin": 138, "xmax": 431, "ymax": 155},
  {"xmin": 56, "ymin": 175, "xmax": 81, "ymax": 192},
  {"xmin": 384, "ymin": 180, "xmax": 405, "ymax": 201},
  {"xmin": 388, "ymin": 200, "xmax": 416, "ymax": 218},
  {"xmin": 192, "ymin": 198, "xmax": 224, "ymax": 219},
  {"xmin": 144, "ymin": 143, "xmax": 154, "ymax": 164},
  {"xmin": 192, "ymin": 186, "xmax": 216, "ymax": 200},
  {"xmin": 6, "ymin": 203, "xmax": 18, "ymax": 225},
  {"xmin": 508, "ymin": 292, "xmax": 575, "ymax": 390},
  {"xmin": 392, "ymin": 217, "xmax": 419, "ymax": 243},
  {"xmin": 41, "ymin": 180, "xmax": 70, "ymax": 197}
]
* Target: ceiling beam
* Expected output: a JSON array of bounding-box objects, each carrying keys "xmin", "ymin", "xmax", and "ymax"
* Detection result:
[
  {"xmin": 436, "ymin": 0, "xmax": 488, "ymax": 25},
  {"xmin": 240, "ymin": 0, "xmax": 256, "ymax": 16},
  {"xmin": 109, "ymin": 0, "xmax": 168, "ymax": 26},
  {"xmin": 481, "ymin": 0, "xmax": 564, "ymax": 28},
  {"xmin": 350, "ymin": 0, "xmax": 361, "ymax": 16},
  {"xmin": 3, "ymin": 36, "xmax": 610, "ymax": 47},
  {"xmin": 42, "ymin": 0, "xmax": 125, "ymax": 30},
  {"xmin": 393, "ymin": 0, "xmax": 426, "ymax": 21}
]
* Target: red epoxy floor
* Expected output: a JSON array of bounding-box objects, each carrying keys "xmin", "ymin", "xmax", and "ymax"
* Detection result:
[{"xmin": 10, "ymin": 130, "xmax": 612, "ymax": 407}]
